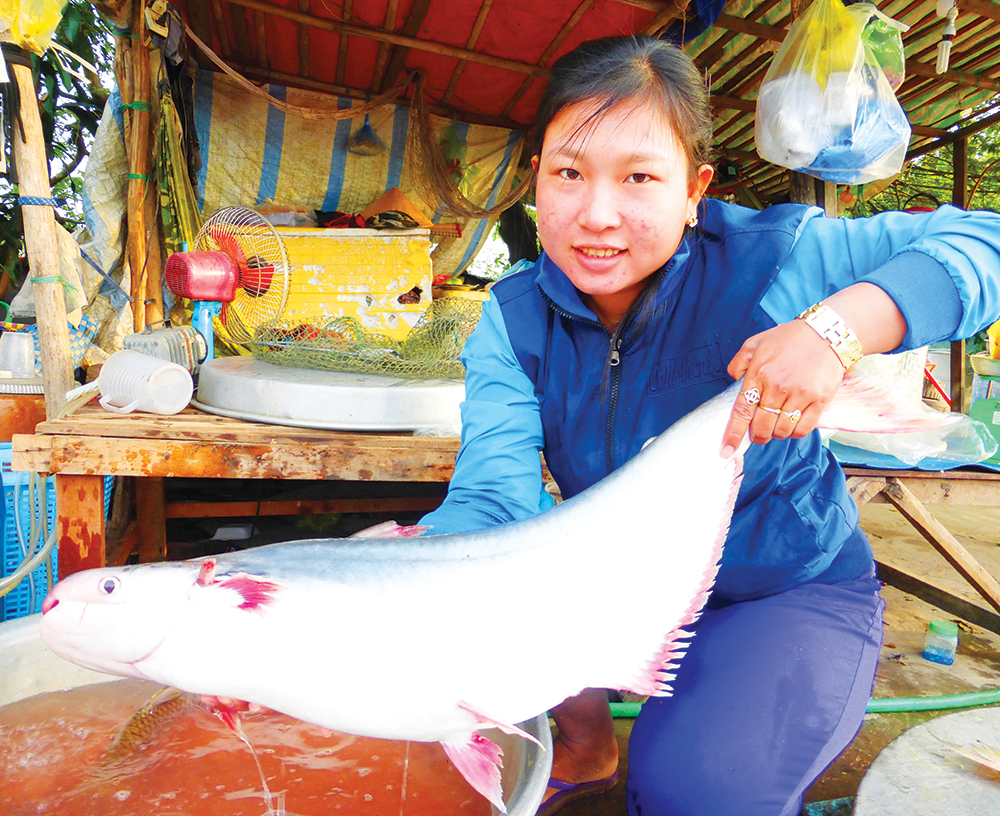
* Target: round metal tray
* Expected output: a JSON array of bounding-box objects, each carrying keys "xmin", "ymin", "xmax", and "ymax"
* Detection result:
[{"xmin": 194, "ymin": 356, "xmax": 464, "ymax": 432}]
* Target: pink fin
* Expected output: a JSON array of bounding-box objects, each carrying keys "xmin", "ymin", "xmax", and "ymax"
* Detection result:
[
  {"xmin": 217, "ymin": 573, "xmax": 280, "ymax": 610},
  {"xmin": 819, "ymin": 370, "xmax": 958, "ymax": 434},
  {"xmin": 458, "ymin": 701, "xmax": 543, "ymax": 748},
  {"xmin": 623, "ymin": 455, "xmax": 743, "ymax": 697},
  {"xmin": 349, "ymin": 521, "xmax": 428, "ymax": 539},
  {"xmin": 197, "ymin": 558, "xmax": 217, "ymax": 587},
  {"xmin": 441, "ymin": 732, "xmax": 507, "ymax": 813}
]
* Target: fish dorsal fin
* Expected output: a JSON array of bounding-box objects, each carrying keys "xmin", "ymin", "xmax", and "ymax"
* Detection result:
[{"xmin": 440, "ymin": 732, "xmax": 507, "ymax": 813}]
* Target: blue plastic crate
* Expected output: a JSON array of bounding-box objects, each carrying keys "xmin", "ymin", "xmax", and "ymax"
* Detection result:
[
  {"xmin": 0, "ymin": 443, "xmax": 57, "ymax": 621},
  {"xmin": 0, "ymin": 444, "xmax": 114, "ymax": 621}
]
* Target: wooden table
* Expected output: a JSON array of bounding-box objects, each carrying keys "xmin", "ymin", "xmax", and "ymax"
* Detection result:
[
  {"xmin": 12, "ymin": 404, "xmax": 460, "ymax": 578},
  {"xmin": 843, "ymin": 466, "xmax": 1000, "ymax": 631}
]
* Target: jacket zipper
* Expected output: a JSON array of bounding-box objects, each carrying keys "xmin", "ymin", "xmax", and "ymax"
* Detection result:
[
  {"xmin": 539, "ymin": 288, "xmax": 642, "ymax": 476},
  {"xmin": 605, "ymin": 308, "xmax": 637, "ymax": 475}
]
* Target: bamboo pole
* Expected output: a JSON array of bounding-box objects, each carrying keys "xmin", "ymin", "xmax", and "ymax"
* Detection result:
[
  {"xmin": 225, "ymin": 0, "xmax": 546, "ymax": 78},
  {"xmin": 10, "ymin": 61, "xmax": 75, "ymax": 419},
  {"xmin": 123, "ymin": 0, "xmax": 162, "ymax": 331}
]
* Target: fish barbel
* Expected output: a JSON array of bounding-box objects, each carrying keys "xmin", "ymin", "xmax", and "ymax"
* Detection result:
[{"xmin": 38, "ymin": 375, "xmax": 949, "ymax": 810}]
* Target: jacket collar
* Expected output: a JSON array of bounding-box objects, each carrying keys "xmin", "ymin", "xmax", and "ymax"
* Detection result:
[{"xmin": 535, "ymin": 239, "xmax": 693, "ymax": 324}]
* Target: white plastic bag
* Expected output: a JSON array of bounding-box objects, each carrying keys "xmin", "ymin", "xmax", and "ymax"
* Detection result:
[{"xmin": 754, "ymin": 0, "xmax": 911, "ymax": 184}]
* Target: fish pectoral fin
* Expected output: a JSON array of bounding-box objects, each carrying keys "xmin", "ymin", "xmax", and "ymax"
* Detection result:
[
  {"xmin": 458, "ymin": 700, "xmax": 543, "ymax": 748},
  {"xmin": 441, "ymin": 732, "xmax": 507, "ymax": 813}
]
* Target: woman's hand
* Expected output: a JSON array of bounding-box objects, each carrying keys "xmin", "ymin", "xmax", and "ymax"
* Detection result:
[
  {"xmin": 720, "ymin": 319, "xmax": 845, "ymax": 458},
  {"xmin": 720, "ymin": 284, "xmax": 908, "ymax": 458}
]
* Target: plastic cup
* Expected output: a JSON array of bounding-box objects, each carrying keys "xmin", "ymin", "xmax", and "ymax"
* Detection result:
[
  {"xmin": 98, "ymin": 350, "xmax": 193, "ymax": 415},
  {"xmin": 0, "ymin": 332, "xmax": 37, "ymax": 378}
]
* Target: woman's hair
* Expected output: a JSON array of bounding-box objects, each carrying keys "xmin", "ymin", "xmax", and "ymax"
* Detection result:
[{"xmin": 532, "ymin": 35, "xmax": 713, "ymax": 182}]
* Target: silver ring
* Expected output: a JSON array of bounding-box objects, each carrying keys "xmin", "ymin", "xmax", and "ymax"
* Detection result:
[
  {"xmin": 759, "ymin": 406, "xmax": 781, "ymax": 415},
  {"xmin": 782, "ymin": 409, "xmax": 802, "ymax": 424},
  {"xmin": 741, "ymin": 388, "xmax": 760, "ymax": 406}
]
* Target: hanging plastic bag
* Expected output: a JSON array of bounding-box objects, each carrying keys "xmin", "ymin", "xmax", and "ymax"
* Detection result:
[
  {"xmin": 754, "ymin": 0, "xmax": 911, "ymax": 184},
  {"xmin": 0, "ymin": 0, "xmax": 68, "ymax": 54}
]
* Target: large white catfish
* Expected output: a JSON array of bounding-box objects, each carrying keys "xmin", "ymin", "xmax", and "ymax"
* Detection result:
[{"xmin": 39, "ymin": 375, "xmax": 948, "ymax": 810}]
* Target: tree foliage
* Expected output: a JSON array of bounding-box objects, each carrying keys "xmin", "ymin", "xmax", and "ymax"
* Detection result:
[
  {"xmin": 0, "ymin": 0, "xmax": 114, "ymax": 291},
  {"xmin": 848, "ymin": 102, "xmax": 1000, "ymax": 216}
]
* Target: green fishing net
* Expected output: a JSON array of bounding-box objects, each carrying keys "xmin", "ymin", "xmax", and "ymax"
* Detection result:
[{"xmin": 251, "ymin": 297, "xmax": 483, "ymax": 379}]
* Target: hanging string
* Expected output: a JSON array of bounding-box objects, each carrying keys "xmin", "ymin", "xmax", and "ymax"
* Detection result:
[
  {"xmin": 407, "ymin": 74, "xmax": 531, "ymax": 219},
  {"xmin": 183, "ymin": 23, "xmax": 415, "ymax": 121},
  {"xmin": 30, "ymin": 275, "xmax": 71, "ymax": 288}
]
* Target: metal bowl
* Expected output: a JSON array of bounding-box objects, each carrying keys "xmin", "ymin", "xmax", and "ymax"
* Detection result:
[
  {"xmin": 0, "ymin": 614, "xmax": 551, "ymax": 815},
  {"xmin": 971, "ymin": 352, "xmax": 1000, "ymax": 378}
]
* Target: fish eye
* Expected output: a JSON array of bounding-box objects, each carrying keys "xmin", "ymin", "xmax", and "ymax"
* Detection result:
[{"xmin": 99, "ymin": 576, "xmax": 121, "ymax": 595}]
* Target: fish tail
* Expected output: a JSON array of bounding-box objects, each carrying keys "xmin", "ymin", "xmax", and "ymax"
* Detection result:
[{"xmin": 819, "ymin": 370, "xmax": 957, "ymax": 434}]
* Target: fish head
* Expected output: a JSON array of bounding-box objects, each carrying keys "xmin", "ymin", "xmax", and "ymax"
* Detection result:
[{"xmin": 38, "ymin": 562, "xmax": 202, "ymax": 680}]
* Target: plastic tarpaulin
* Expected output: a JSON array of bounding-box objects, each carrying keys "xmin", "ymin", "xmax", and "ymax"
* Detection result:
[{"xmin": 191, "ymin": 69, "xmax": 525, "ymax": 277}]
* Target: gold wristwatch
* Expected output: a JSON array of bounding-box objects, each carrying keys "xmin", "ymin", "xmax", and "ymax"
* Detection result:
[{"xmin": 797, "ymin": 303, "xmax": 864, "ymax": 371}]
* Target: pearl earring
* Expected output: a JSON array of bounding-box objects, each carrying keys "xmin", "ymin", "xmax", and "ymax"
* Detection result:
[{"xmin": 686, "ymin": 212, "xmax": 698, "ymax": 228}]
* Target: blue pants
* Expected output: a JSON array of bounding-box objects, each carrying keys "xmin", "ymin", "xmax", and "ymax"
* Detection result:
[{"xmin": 627, "ymin": 568, "xmax": 884, "ymax": 815}]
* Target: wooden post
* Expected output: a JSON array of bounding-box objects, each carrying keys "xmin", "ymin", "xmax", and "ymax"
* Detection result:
[
  {"xmin": 123, "ymin": 0, "xmax": 163, "ymax": 331},
  {"xmin": 55, "ymin": 474, "xmax": 106, "ymax": 577},
  {"xmin": 789, "ymin": 171, "xmax": 837, "ymax": 216},
  {"xmin": 9, "ymin": 61, "xmax": 75, "ymax": 419},
  {"xmin": 952, "ymin": 137, "xmax": 969, "ymax": 413}
]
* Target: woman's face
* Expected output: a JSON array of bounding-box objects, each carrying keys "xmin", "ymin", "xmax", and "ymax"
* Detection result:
[{"xmin": 533, "ymin": 97, "xmax": 713, "ymax": 324}]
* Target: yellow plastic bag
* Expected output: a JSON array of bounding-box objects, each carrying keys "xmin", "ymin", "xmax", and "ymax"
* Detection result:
[
  {"xmin": 754, "ymin": 0, "xmax": 911, "ymax": 184},
  {"xmin": 0, "ymin": 0, "xmax": 67, "ymax": 54}
]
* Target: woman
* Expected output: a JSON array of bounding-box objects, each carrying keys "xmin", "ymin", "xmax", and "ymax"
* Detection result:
[{"xmin": 421, "ymin": 36, "xmax": 1000, "ymax": 815}]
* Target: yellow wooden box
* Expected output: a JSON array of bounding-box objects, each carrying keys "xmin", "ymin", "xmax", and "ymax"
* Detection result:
[{"xmin": 275, "ymin": 227, "xmax": 433, "ymax": 341}]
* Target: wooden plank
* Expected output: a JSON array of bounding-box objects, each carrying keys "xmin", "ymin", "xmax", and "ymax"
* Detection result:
[
  {"xmin": 165, "ymin": 496, "xmax": 443, "ymax": 519},
  {"xmin": 875, "ymin": 560, "xmax": 1000, "ymax": 636},
  {"xmin": 28, "ymin": 405, "xmax": 462, "ymax": 446},
  {"xmin": 381, "ymin": 0, "xmax": 430, "ymax": 90},
  {"xmin": 211, "ymin": 0, "xmax": 233, "ymax": 56},
  {"xmin": 336, "ymin": 0, "xmax": 353, "ymax": 87},
  {"xmin": 502, "ymin": 0, "xmax": 595, "ymax": 118},
  {"xmin": 136, "ymin": 477, "xmax": 167, "ymax": 563},
  {"xmin": 441, "ymin": 0, "xmax": 492, "ymax": 105},
  {"xmin": 18, "ymin": 436, "xmax": 460, "ymax": 481},
  {"xmin": 55, "ymin": 474, "xmax": 106, "ymax": 577},
  {"xmin": 297, "ymin": 0, "xmax": 310, "ymax": 75},
  {"xmin": 106, "ymin": 519, "xmax": 137, "ymax": 568},
  {"xmin": 882, "ymin": 477, "xmax": 1000, "ymax": 614},
  {"xmin": 371, "ymin": 0, "xmax": 399, "ymax": 91},
  {"xmin": 952, "ymin": 339, "xmax": 968, "ymax": 415},
  {"xmin": 255, "ymin": 9, "xmax": 269, "ymax": 69},
  {"xmin": 847, "ymin": 475, "xmax": 888, "ymax": 508}
]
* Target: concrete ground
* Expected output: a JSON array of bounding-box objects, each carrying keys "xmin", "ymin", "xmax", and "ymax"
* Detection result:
[{"xmin": 544, "ymin": 502, "xmax": 1000, "ymax": 815}]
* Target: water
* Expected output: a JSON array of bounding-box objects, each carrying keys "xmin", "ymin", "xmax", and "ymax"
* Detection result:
[{"xmin": 0, "ymin": 679, "xmax": 489, "ymax": 816}]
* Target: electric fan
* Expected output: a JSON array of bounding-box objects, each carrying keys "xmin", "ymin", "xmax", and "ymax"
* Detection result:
[{"xmin": 164, "ymin": 207, "xmax": 290, "ymax": 357}]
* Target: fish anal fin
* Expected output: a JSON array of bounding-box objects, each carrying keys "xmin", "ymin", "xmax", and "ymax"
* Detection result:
[
  {"xmin": 457, "ymin": 700, "xmax": 543, "ymax": 748},
  {"xmin": 441, "ymin": 732, "xmax": 507, "ymax": 813},
  {"xmin": 621, "ymin": 460, "xmax": 742, "ymax": 698}
]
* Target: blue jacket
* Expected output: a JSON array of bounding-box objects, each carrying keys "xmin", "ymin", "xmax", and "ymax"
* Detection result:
[{"xmin": 422, "ymin": 199, "xmax": 1000, "ymax": 602}]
